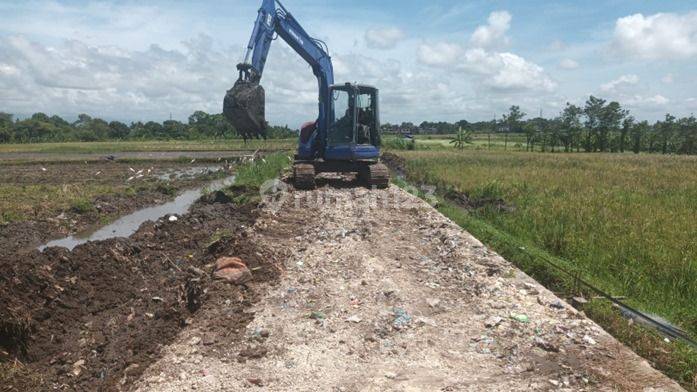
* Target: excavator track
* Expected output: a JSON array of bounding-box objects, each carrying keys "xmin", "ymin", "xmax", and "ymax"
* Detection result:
[
  {"xmin": 362, "ymin": 163, "xmax": 389, "ymax": 189},
  {"xmin": 293, "ymin": 163, "xmax": 316, "ymax": 190}
]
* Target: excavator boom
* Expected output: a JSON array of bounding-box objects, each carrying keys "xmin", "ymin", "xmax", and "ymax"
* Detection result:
[{"xmin": 223, "ymin": 0, "xmax": 333, "ymax": 142}]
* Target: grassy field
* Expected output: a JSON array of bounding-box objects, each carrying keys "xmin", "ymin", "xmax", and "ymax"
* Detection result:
[
  {"xmin": 391, "ymin": 150, "xmax": 697, "ymax": 387},
  {"xmin": 393, "ymin": 150, "xmax": 697, "ymax": 333},
  {"xmin": 0, "ymin": 139, "xmax": 295, "ymax": 154},
  {"xmin": 383, "ymin": 133, "xmax": 528, "ymax": 150}
]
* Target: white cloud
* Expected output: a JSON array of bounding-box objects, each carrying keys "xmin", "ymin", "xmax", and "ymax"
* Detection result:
[
  {"xmin": 460, "ymin": 49, "xmax": 556, "ymax": 92},
  {"xmin": 661, "ymin": 73, "xmax": 674, "ymax": 84},
  {"xmin": 416, "ymin": 42, "xmax": 463, "ymax": 66},
  {"xmin": 417, "ymin": 43, "xmax": 556, "ymax": 93},
  {"xmin": 0, "ymin": 63, "xmax": 18, "ymax": 75},
  {"xmin": 600, "ymin": 74, "xmax": 639, "ymax": 92},
  {"xmin": 364, "ymin": 27, "xmax": 405, "ymax": 49},
  {"xmin": 0, "ymin": 34, "xmax": 330, "ymax": 124},
  {"xmin": 470, "ymin": 11, "xmax": 511, "ymax": 48},
  {"xmin": 417, "ymin": 11, "xmax": 554, "ymax": 95},
  {"xmin": 613, "ymin": 12, "xmax": 697, "ymax": 60},
  {"xmin": 559, "ymin": 59, "xmax": 579, "ymax": 69},
  {"xmin": 626, "ymin": 94, "xmax": 669, "ymax": 107}
]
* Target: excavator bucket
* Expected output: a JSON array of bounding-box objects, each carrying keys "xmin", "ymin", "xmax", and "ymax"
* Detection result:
[{"xmin": 223, "ymin": 79, "xmax": 267, "ymax": 139}]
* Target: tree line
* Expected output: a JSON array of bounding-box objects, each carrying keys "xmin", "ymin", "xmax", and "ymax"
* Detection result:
[
  {"xmin": 503, "ymin": 97, "xmax": 697, "ymax": 155},
  {"xmin": 383, "ymin": 96, "xmax": 697, "ymax": 155},
  {"xmin": 0, "ymin": 111, "xmax": 296, "ymax": 143}
]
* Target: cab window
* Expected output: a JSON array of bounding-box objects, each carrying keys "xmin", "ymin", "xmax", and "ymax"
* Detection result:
[
  {"xmin": 356, "ymin": 92, "xmax": 376, "ymax": 145},
  {"xmin": 328, "ymin": 89, "xmax": 354, "ymax": 145}
]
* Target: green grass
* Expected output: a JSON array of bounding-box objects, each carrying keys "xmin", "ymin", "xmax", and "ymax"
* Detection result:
[
  {"xmin": 69, "ymin": 198, "xmax": 95, "ymax": 214},
  {"xmin": 224, "ymin": 152, "xmax": 292, "ymax": 204},
  {"xmin": 0, "ymin": 139, "xmax": 295, "ymax": 154},
  {"xmin": 383, "ymin": 133, "xmax": 527, "ymax": 151},
  {"xmin": 0, "ymin": 183, "xmax": 116, "ymax": 224}
]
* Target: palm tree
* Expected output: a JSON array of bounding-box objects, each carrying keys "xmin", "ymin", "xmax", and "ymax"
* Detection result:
[{"xmin": 450, "ymin": 127, "xmax": 473, "ymax": 150}]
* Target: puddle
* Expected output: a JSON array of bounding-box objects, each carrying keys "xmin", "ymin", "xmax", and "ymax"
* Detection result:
[
  {"xmin": 39, "ymin": 175, "xmax": 236, "ymax": 251},
  {"xmin": 155, "ymin": 166, "xmax": 226, "ymax": 181}
]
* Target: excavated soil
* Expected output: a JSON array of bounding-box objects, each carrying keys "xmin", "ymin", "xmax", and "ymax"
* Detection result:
[{"xmin": 0, "ymin": 185, "xmax": 281, "ymax": 391}]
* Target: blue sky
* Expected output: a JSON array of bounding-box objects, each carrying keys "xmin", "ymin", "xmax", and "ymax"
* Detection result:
[{"xmin": 1, "ymin": 0, "xmax": 696, "ymax": 126}]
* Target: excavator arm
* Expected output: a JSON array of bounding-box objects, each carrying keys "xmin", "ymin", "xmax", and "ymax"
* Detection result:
[{"xmin": 224, "ymin": 0, "xmax": 334, "ymax": 145}]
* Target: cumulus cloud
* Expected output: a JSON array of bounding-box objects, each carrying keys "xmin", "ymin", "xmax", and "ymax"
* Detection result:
[
  {"xmin": 417, "ymin": 43, "xmax": 556, "ymax": 93},
  {"xmin": 0, "ymin": 33, "xmax": 482, "ymax": 125},
  {"xmin": 613, "ymin": 12, "xmax": 697, "ymax": 60},
  {"xmin": 460, "ymin": 49, "xmax": 556, "ymax": 92},
  {"xmin": 416, "ymin": 42, "xmax": 463, "ymax": 66},
  {"xmin": 0, "ymin": 34, "xmax": 326, "ymax": 124},
  {"xmin": 364, "ymin": 27, "xmax": 405, "ymax": 49},
  {"xmin": 559, "ymin": 59, "xmax": 579, "ymax": 69},
  {"xmin": 600, "ymin": 74, "xmax": 639, "ymax": 92},
  {"xmin": 470, "ymin": 11, "xmax": 511, "ymax": 48},
  {"xmin": 626, "ymin": 94, "xmax": 669, "ymax": 107},
  {"xmin": 417, "ymin": 11, "xmax": 554, "ymax": 95}
]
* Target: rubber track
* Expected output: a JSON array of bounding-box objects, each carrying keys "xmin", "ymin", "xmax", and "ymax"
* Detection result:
[{"xmin": 294, "ymin": 163, "xmax": 316, "ymax": 190}]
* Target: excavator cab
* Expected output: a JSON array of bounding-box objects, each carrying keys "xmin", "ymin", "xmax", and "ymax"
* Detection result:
[
  {"xmin": 293, "ymin": 83, "xmax": 387, "ymax": 189},
  {"xmin": 324, "ymin": 83, "xmax": 381, "ymax": 161}
]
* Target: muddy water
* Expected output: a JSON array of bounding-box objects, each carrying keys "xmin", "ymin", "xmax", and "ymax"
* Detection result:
[
  {"xmin": 38, "ymin": 175, "xmax": 236, "ymax": 251},
  {"xmin": 155, "ymin": 165, "xmax": 226, "ymax": 181}
]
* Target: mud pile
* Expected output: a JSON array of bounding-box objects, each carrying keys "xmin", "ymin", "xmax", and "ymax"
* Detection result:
[{"xmin": 0, "ymin": 198, "xmax": 276, "ymax": 391}]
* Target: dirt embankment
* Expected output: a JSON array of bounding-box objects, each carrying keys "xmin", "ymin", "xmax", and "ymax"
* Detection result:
[
  {"xmin": 0, "ymin": 193, "xmax": 281, "ymax": 391},
  {"xmin": 133, "ymin": 182, "xmax": 682, "ymax": 391}
]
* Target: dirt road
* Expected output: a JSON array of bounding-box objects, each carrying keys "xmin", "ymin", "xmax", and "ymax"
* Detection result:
[{"xmin": 133, "ymin": 183, "xmax": 681, "ymax": 391}]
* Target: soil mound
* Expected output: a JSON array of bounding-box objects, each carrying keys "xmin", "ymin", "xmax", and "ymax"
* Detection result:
[{"xmin": 0, "ymin": 201, "xmax": 272, "ymax": 391}]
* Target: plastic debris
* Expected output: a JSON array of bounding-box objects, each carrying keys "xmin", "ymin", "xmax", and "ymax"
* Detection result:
[
  {"xmin": 510, "ymin": 314, "xmax": 530, "ymax": 323},
  {"xmin": 392, "ymin": 307, "xmax": 412, "ymax": 329},
  {"xmin": 310, "ymin": 311, "xmax": 326, "ymax": 320}
]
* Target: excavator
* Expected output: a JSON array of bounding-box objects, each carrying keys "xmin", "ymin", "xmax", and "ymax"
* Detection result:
[{"xmin": 223, "ymin": 0, "xmax": 389, "ymax": 189}]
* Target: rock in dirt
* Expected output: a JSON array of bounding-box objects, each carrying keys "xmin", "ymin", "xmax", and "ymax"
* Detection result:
[
  {"xmin": 534, "ymin": 337, "xmax": 560, "ymax": 352},
  {"xmin": 214, "ymin": 267, "xmax": 252, "ymax": 284},
  {"xmin": 484, "ymin": 316, "xmax": 503, "ymax": 328},
  {"xmin": 215, "ymin": 257, "xmax": 247, "ymax": 270},
  {"xmin": 201, "ymin": 190, "xmax": 232, "ymax": 204},
  {"xmin": 345, "ymin": 315, "xmax": 362, "ymax": 323},
  {"xmin": 214, "ymin": 256, "xmax": 252, "ymax": 284}
]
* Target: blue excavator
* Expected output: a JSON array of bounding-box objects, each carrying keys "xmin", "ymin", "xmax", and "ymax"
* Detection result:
[{"xmin": 223, "ymin": 0, "xmax": 389, "ymax": 189}]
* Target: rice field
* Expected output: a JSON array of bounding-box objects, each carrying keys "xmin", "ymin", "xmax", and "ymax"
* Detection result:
[{"xmin": 394, "ymin": 150, "xmax": 697, "ymax": 336}]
